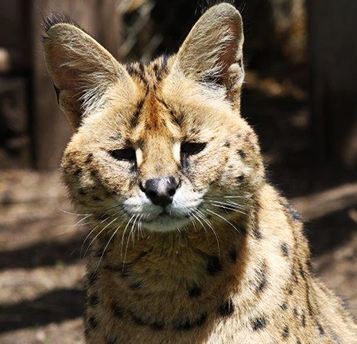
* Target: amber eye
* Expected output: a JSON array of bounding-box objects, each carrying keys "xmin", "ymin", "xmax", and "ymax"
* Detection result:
[
  {"xmin": 109, "ymin": 148, "xmax": 136, "ymax": 162},
  {"xmin": 181, "ymin": 142, "xmax": 207, "ymax": 156}
]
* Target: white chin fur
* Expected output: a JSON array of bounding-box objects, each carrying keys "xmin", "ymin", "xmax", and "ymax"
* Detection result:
[{"xmin": 142, "ymin": 215, "xmax": 191, "ymax": 232}]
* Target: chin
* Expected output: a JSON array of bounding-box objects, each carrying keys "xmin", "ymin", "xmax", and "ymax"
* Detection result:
[{"xmin": 142, "ymin": 214, "xmax": 191, "ymax": 232}]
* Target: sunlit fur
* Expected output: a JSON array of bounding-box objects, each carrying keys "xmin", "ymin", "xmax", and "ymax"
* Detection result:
[{"xmin": 44, "ymin": 3, "xmax": 356, "ymax": 343}]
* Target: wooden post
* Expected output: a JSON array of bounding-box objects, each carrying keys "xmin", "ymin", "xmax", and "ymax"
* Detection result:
[
  {"xmin": 31, "ymin": 0, "xmax": 122, "ymax": 169},
  {"xmin": 309, "ymin": 0, "xmax": 357, "ymax": 167}
]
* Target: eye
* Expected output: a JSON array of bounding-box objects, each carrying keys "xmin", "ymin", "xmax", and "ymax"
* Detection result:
[
  {"xmin": 181, "ymin": 142, "xmax": 207, "ymax": 156},
  {"xmin": 109, "ymin": 148, "xmax": 136, "ymax": 162}
]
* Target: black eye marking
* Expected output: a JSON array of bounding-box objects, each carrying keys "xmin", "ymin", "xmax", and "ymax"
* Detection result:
[
  {"xmin": 181, "ymin": 142, "xmax": 207, "ymax": 156},
  {"xmin": 109, "ymin": 148, "xmax": 136, "ymax": 163}
]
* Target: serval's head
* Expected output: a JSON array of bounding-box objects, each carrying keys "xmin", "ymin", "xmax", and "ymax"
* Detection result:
[{"xmin": 44, "ymin": 3, "xmax": 264, "ymax": 232}]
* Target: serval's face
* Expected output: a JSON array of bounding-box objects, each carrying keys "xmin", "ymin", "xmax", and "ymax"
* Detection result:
[{"xmin": 44, "ymin": 5, "xmax": 264, "ymax": 232}]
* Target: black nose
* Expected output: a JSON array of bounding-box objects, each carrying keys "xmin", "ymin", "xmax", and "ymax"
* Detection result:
[{"xmin": 142, "ymin": 176, "xmax": 179, "ymax": 207}]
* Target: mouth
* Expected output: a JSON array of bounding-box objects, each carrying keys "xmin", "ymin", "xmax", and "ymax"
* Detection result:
[{"xmin": 141, "ymin": 212, "xmax": 191, "ymax": 232}]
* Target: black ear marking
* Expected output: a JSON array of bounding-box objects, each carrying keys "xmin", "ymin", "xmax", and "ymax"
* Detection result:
[{"xmin": 43, "ymin": 13, "xmax": 81, "ymax": 35}]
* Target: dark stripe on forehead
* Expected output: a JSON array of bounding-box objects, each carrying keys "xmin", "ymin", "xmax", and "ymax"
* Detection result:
[
  {"xmin": 126, "ymin": 63, "xmax": 148, "ymax": 86},
  {"xmin": 153, "ymin": 56, "xmax": 169, "ymax": 82},
  {"xmin": 156, "ymin": 97, "xmax": 183, "ymax": 127},
  {"xmin": 130, "ymin": 87, "xmax": 149, "ymax": 128}
]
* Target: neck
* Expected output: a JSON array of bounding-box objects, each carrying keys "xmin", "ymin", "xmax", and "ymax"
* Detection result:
[{"xmin": 86, "ymin": 211, "xmax": 250, "ymax": 325}]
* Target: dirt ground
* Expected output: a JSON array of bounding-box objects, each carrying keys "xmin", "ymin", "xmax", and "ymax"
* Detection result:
[{"xmin": 0, "ymin": 72, "xmax": 356, "ymax": 343}]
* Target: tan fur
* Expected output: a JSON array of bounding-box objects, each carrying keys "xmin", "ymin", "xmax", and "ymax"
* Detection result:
[{"xmin": 43, "ymin": 4, "xmax": 356, "ymax": 343}]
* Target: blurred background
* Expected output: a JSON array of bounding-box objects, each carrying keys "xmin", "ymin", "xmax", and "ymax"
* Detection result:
[{"xmin": 0, "ymin": 0, "xmax": 356, "ymax": 343}]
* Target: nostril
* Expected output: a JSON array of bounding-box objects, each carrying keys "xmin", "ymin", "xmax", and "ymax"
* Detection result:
[
  {"xmin": 147, "ymin": 190, "xmax": 157, "ymax": 199},
  {"xmin": 167, "ymin": 187, "xmax": 176, "ymax": 197}
]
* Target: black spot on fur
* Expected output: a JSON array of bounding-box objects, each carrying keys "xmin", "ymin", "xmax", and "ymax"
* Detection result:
[
  {"xmin": 92, "ymin": 195, "xmax": 102, "ymax": 201},
  {"xmin": 301, "ymin": 312, "xmax": 306, "ymax": 327},
  {"xmin": 317, "ymin": 322, "xmax": 325, "ymax": 335},
  {"xmin": 281, "ymin": 243, "xmax": 289, "ymax": 257},
  {"xmin": 228, "ymin": 247, "xmax": 237, "ymax": 263},
  {"xmin": 252, "ymin": 227, "xmax": 262, "ymax": 239},
  {"xmin": 150, "ymin": 321, "xmax": 164, "ymax": 331},
  {"xmin": 88, "ymin": 316, "xmax": 98, "ymax": 329},
  {"xmin": 87, "ymin": 272, "xmax": 98, "ymax": 286},
  {"xmin": 236, "ymin": 175, "xmax": 245, "ymax": 183},
  {"xmin": 282, "ymin": 325, "xmax": 289, "ymax": 339},
  {"xmin": 112, "ymin": 303, "xmax": 123, "ymax": 318},
  {"xmin": 224, "ymin": 140, "xmax": 230, "ymax": 148},
  {"xmin": 174, "ymin": 313, "xmax": 207, "ymax": 331},
  {"xmin": 74, "ymin": 168, "xmax": 82, "ymax": 177},
  {"xmin": 188, "ymin": 285, "xmax": 202, "ymax": 298},
  {"xmin": 129, "ymin": 281, "xmax": 142, "ymax": 290},
  {"xmin": 237, "ymin": 149, "xmax": 247, "ymax": 159},
  {"xmin": 195, "ymin": 313, "xmax": 207, "ymax": 327},
  {"xmin": 255, "ymin": 262, "xmax": 268, "ymax": 292},
  {"xmin": 206, "ymin": 256, "xmax": 222, "ymax": 275},
  {"xmin": 85, "ymin": 153, "xmax": 93, "ymax": 164},
  {"xmin": 174, "ymin": 319, "xmax": 194, "ymax": 331},
  {"xmin": 132, "ymin": 313, "xmax": 147, "ymax": 326},
  {"xmin": 106, "ymin": 336, "xmax": 118, "ymax": 344},
  {"xmin": 299, "ymin": 263, "xmax": 305, "ymax": 278},
  {"xmin": 296, "ymin": 340, "xmax": 302, "ymax": 344},
  {"xmin": 251, "ymin": 317, "xmax": 267, "ymax": 331},
  {"xmin": 219, "ymin": 299, "xmax": 235, "ymax": 317},
  {"xmin": 88, "ymin": 293, "xmax": 99, "ymax": 306},
  {"xmin": 293, "ymin": 308, "xmax": 299, "ymax": 317},
  {"xmin": 110, "ymin": 133, "xmax": 122, "ymax": 141},
  {"xmin": 280, "ymin": 302, "xmax": 288, "ymax": 311},
  {"xmin": 77, "ymin": 189, "xmax": 86, "ymax": 197}
]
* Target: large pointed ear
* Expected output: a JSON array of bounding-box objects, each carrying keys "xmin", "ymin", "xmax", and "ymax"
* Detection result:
[
  {"xmin": 43, "ymin": 15, "xmax": 133, "ymax": 129},
  {"xmin": 174, "ymin": 3, "xmax": 244, "ymax": 108}
]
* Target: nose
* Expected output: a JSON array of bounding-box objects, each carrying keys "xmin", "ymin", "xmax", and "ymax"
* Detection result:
[{"xmin": 141, "ymin": 176, "xmax": 179, "ymax": 207}]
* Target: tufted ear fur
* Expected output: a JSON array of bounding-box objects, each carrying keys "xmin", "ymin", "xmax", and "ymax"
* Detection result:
[
  {"xmin": 43, "ymin": 15, "xmax": 133, "ymax": 129},
  {"xmin": 174, "ymin": 3, "xmax": 244, "ymax": 109}
]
